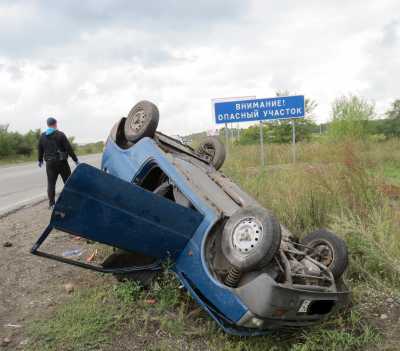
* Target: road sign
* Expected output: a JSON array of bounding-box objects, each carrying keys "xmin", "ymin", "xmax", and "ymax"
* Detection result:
[
  {"xmin": 211, "ymin": 96, "xmax": 256, "ymax": 157},
  {"xmin": 214, "ymin": 95, "xmax": 305, "ymax": 124}
]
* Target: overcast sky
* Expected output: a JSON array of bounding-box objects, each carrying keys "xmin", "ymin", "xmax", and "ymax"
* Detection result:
[{"xmin": 0, "ymin": 0, "xmax": 399, "ymax": 142}]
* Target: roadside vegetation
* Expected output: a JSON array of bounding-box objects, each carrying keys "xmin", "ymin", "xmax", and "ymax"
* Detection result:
[
  {"xmin": 26, "ymin": 95, "xmax": 400, "ymax": 350},
  {"xmin": 0, "ymin": 124, "xmax": 103, "ymax": 164},
  {"xmin": 27, "ymin": 271, "xmax": 381, "ymax": 351},
  {"xmin": 227, "ymin": 96, "xmax": 400, "ymax": 146}
]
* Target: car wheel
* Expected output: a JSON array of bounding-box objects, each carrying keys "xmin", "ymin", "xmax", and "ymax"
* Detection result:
[
  {"xmin": 301, "ymin": 229, "xmax": 348, "ymax": 279},
  {"xmin": 197, "ymin": 137, "xmax": 226, "ymax": 170},
  {"xmin": 111, "ymin": 117, "xmax": 134, "ymax": 149},
  {"xmin": 221, "ymin": 206, "xmax": 281, "ymax": 271},
  {"xmin": 124, "ymin": 101, "xmax": 159, "ymax": 142}
]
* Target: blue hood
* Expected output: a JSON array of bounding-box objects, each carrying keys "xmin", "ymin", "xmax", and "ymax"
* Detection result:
[{"xmin": 45, "ymin": 128, "xmax": 56, "ymax": 136}]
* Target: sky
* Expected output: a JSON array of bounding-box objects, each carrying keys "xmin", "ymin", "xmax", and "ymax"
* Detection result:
[{"xmin": 0, "ymin": 0, "xmax": 399, "ymax": 143}]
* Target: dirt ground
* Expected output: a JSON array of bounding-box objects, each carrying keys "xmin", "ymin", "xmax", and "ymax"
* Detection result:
[{"xmin": 0, "ymin": 202, "xmax": 111, "ymax": 350}]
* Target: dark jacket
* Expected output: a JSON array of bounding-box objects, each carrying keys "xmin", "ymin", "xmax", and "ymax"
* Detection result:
[{"xmin": 38, "ymin": 130, "xmax": 78, "ymax": 163}]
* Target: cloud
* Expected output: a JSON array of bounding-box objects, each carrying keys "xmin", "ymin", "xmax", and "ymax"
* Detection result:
[
  {"xmin": 0, "ymin": 0, "xmax": 399, "ymax": 142},
  {"xmin": 0, "ymin": 1, "xmax": 247, "ymax": 59},
  {"xmin": 360, "ymin": 18, "xmax": 400, "ymax": 112}
]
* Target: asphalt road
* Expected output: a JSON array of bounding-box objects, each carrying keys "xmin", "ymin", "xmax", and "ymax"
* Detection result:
[{"xmin": 0, "ymin": 154, "xmax": 102, "ymax": 216}]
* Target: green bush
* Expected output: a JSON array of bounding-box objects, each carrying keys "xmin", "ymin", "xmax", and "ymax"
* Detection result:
[
  {"xmin": 76, "ymin": 141, "xmax": 104, "ymax": 155},
  {"xmin": 0, "ymin": 125, "xmax": 41, "ymax": 159},
  {"xmin": 328, "ymin": 95, "xmax": 375, "ymax": 141},
  {"xmin": 237, "ymin": 119, "xmax": 316, "ymax": 145},
  {"xmin": 0, "ymin": 124, "xmax": 103, "ymax": 162},
  {"xmin": 238, "ymin": 124, "xmax": 268, "ymax": 145}
]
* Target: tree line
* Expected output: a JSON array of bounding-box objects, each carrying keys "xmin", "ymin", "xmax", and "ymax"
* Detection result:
[
  {"xmin": 1, "ymin": 94, "xmax": 399, "ymax": 160},
  {"xmin": 232, "ymin": 95, "xmax": 400, "ymax": 145},
  {"xmin": 0, "ymin": 125, "xmax": 103, "ymax": 160},
  {"xmin": 0, "ymin": 125, "xmax": 42, "ymax": 159}
]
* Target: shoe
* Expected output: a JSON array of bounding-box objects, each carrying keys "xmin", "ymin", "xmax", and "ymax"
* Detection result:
[{"xmin": 48, "ymin": 204, "xmax": 55, "ymax": 210}]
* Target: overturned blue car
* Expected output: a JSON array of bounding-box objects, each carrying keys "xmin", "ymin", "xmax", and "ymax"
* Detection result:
[{"xmin": 32, "ymin": 101, "xmax": 350, "ymax": 335}]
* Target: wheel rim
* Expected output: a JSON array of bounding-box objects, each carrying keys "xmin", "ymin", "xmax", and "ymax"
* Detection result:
[
  {"xmin": 231, "ymin": 217, "xmax": 263, "ymax": 254},
  {"xmin": 310, "ymin": 241, "xmax": 334, "ymax": 267},
  {"xmin": 129, "ymin": 110, "xmax": 147, "ymax": 133}
]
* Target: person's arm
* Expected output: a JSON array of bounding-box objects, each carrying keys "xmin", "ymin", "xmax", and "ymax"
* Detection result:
[
  {"xmin": 61, "ymin": 133, "xmax": 78, "ymax": 163},
  {"xmin": 38, "ymin": 136, "xmax": 44, "ymax": 164}
]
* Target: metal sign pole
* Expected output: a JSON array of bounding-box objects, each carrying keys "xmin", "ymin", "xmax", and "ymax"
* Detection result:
[
  {"xmin": 224, "ymin": 123, "xmax": 229, "ymax": 155},
  {"xmin": 259, "ymin": 121, "xmax": 265, "ymax": 167},
  {"xmin": 292, "ymin": 120, "xmax": 296, "ymax": 163}
]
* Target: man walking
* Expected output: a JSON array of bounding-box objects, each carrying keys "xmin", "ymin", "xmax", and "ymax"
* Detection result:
[{"xmin": 38, "ymin": 117, "xmax": 79, "ymax": 208}]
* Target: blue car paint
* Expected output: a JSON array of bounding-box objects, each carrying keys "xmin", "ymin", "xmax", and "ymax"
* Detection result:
[
  {"xmin": 102, "ymin": 137, "xmax": 249, "ymax": 324},
  {"xmin": 50, "ymin": 164, "xmax": 204, "ymax": 259}
]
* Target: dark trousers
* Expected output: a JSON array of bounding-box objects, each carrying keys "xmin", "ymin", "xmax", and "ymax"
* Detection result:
[{"xmin": 46, "ymin": 160, "xmax": 71, "ymax": 206}]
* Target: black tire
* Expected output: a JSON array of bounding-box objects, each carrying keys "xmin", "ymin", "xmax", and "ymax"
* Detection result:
[
  {"xmin": 221, "ymin": 206, "xmax": 281, "ymax": 271},
  {"xmin": 301, "ymin": 229, "xmax": 348, "ymax": 279},
  {"xmin": 110, "ymin": 118, "xmax": 134, "ymax": 149},
  {"xmin": 197, "ymin": 137, "xmax": 226, "ymax": 170},
  {"xmin": 124, "ymin": 101, "xmax": 159, "ymax": 142},
  {"xmin": 102, "ymin": 250, "xmax": 158, "ymax": 287}
]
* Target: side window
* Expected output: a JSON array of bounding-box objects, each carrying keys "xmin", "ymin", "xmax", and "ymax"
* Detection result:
[
  {"xmin": 134, "ymin": 162, "xmax": 195, "ymax": 209},
  {"xmin": 134, "ymin": 162, "xmax": 173, "ymax": 201}
]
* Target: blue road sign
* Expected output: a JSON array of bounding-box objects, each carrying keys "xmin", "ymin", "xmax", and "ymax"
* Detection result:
[{"xmin": 214, "ymin": 95, "xmax": 305, "ymax": 124}]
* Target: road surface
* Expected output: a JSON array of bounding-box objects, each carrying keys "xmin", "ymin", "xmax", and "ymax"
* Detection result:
[{"xmin": 0, "ymin": 154, "xmax": 101, "ymax": 216}]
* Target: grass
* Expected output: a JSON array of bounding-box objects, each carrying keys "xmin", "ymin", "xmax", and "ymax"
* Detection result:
[
  {"xmin": 224, "ymin": 141, "xmax": 400, "ymax": 288},
  {"xmin": 27, "ymin": 273, "xmax": 381, "ymax": 351},
  {"xmin": 208, "ymin": 310, "xmax": 379, "ymax": 351},
  {"xmin": 0, "ymin": 154, "xmax": 37, "ymax": 165},
  {"xmin": 27, "ymin": 288, "xmax": 123, "ymax": 351},
  {"xmin": 27, "ymin": 138, "xmax": 400, "ymax": 350},
  {"xmin": 381, "ymin": 161, "xmax": 400, "ymax": 185}
]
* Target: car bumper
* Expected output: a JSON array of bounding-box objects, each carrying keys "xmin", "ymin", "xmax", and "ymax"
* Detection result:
[{"xmin": 235, "ymin": 273, "xmax": 350, "ymax": 330}]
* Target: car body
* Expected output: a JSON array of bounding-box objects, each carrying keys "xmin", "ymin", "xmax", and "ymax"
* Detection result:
[
  {"xmin": 103, "ymin": 131, "xmax": 350, "ymax": 333},
  {"xmin": 32, "ymin": 107, "xmax": 350, "ymax": 336}
]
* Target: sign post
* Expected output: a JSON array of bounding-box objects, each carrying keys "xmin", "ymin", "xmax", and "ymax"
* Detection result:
[
  {"xmin": 213, "ymin": 95, "xmax": 305, "ymax": 168},
  {"xmin": 292, "ymin": 120, "xmax": 296, "ymax": 163},
  {"xmin": 212, "ymin": 96, "xmax": 255, "ymax": 153},
  {"xmin": 224, "ymin": 123, "xmax": 229, "ymax": 155},
  {"xmin": 259, "ymin": 121, "xmax": 265, "ymax": 167}
]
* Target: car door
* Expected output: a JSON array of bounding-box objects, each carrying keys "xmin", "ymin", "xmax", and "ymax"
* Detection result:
[{"xmin": 32, "ymin": 164, "xmax": 203, "ymax": 261}]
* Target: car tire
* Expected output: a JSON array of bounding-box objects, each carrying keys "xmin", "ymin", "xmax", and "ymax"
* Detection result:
[
  {"xmin": 197, "ymin": 137, "xmax": 226, "ymax": 170},
  {"xmin": 221, "ymin": 206, "xmax": 281, "ymax": 271},
  {"xmin": 110, "ymin": 118, "xmax": 134, "ymax": 149},
  {"xmin": 124, "ymin": 101, "xmax": 159, "ymax": 142},
  {"xmin": 301, "ymin": 229, "xmax": 348, "ymax": 280}
]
